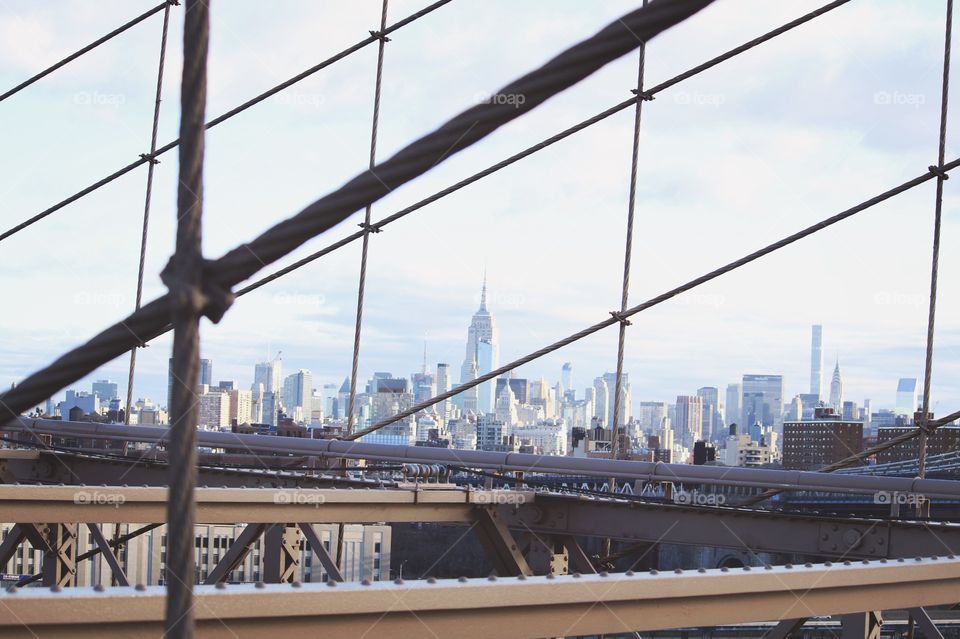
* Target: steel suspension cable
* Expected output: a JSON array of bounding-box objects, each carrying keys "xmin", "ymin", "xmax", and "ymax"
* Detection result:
[
  {"xmin": 345, "ymin": 159, "xmax": 960, "ymax": 441},
  {"xmin": 609, "ymin": 23, "xmax": 648, "ymax": 479},
  {"xmin": 347, "ymin": 0, "xmax": 391, "ymax": 436},
  {"xmin": 125, "ymin": 0, "xmax": 174, "ymax": 424},
  {"xmin": 918, "ymin": 0, "xmax": 953, "ymax": 481},
  {"xmin": 0, "ymin": 0, "xmax": 454, "ymax": 244},
  {"xmin": 338, "ymin": 0, "xmax": 392, "ymax": 584},
  {"xmin": 0, "ymin": 1, "xmax": 174, "ymax": 103},
  {"xmin": 0, "ymin": 0, "xmax": 713, "ymax": 424},
  {"xmin": 164, "ymin": 0, "xmax": 208, "ymax": 635},
  {"xmin": 605, "ymin": 15, "xmax": 648, "ymax": 573}
]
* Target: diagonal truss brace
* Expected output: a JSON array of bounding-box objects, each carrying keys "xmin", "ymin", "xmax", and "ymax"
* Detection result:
[
  {"xmin": 86, "ymin": 523, "xmax": 129, "ymax": 586},
  {"xmin": 203, "ymin": 523, "xmax": 265, "ymax": 585},
  {"xmin": 473, "ymin": 507, "xmax": 532, "ymax": 577},
  {"xmin": 298, "ymin": 523, "xmax": 343, "ymax": 582}
]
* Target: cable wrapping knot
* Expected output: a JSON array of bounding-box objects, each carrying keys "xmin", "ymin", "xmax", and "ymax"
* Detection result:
[
  {"xmin": 918, "ymin": 418, "xmax": 938, "ymax": 436},
  {"xmin": 358, "ymin": 222, "xmax": 383, "ymax": 234},
  {"xmin": 160, "ymin": 257, "xmax": 234, "ymax": 324},
  {"xmin": 928, "ymin": 164, "xmax": 950, "ymax": 180},
  {"xmin": 609, "ymin": 310, "xmax": 632, "ymax": 326},
  {"xmin": 631, "ymin": 89, "xmax": 655, "ymax": 101},
  {"xmin": 139, "ymin": 152, "xmax": 160, "ymax": 165},
  {"xmin": 369, "ymin": 30, "xmax": 391, "ymax": 43}
]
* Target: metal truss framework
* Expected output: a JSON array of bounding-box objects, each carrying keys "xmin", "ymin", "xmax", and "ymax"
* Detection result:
[
  {"xmin": 1, "ymin": 485, "xmax": 958, "ymax": 561},
  {"xmin": 0, "ymin": 558, "xmax": 957, "ymax": 638}
]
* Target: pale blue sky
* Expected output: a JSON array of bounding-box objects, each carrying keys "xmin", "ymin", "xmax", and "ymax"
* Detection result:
[{"xmin": 0, "ymin": 0, "xmax": 957, "ymax": 414}]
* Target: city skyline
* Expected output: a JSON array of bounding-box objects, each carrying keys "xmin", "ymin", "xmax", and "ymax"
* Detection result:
[{"xmin": 48, "ymin": 312, "xmax": 935, "ymax": 421}]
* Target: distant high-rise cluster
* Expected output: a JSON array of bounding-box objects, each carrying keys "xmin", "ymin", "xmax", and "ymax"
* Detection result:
[{"xmin": 43, "ymin": 302, "xmax": 949, "ymax": 473}]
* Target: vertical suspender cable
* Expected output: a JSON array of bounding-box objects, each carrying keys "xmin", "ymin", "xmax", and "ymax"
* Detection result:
[
  {"xmin": 164, "ymin": 0, "xmax": 209, "ymax": 636},
  {"xmin": 609, "ymin": 6, "xmax": 649, "ymax": 484},
  {"xmin": 918, "ymin": 0, "xmax": 953, "ymax": 482},
  {"xmin": 346, "ymin": 0, "xmax": 391, "ymax": 436},
  {"xmin": 125, "ymin": 1, "xmax": 175, "ymax": 424},
  {"xmin": 604, "ymin": 5, "xmax": 648, "ymax": 576},
  {"xmin": 340, "ymin": 0, "xmax": 390, "ymax": 577}
]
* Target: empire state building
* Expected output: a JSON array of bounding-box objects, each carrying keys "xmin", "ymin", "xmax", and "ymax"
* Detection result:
[{"xmin": 460, "ymin": 277, "xmax": 499, "ymax": 415}]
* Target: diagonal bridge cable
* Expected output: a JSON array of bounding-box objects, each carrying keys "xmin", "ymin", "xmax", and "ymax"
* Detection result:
[
  {"xmin": 0, "ymin": 1, "xmax": 176, "ymax": 103},
  {"xmin": 0, "ymin": 0, "xmax": 454, "ymax": 244},
  {"xmin": 0, "ymin": 0, "xmax": 716, "ymax": 422}
]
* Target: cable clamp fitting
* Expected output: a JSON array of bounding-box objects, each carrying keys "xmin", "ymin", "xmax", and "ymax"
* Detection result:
[
  {"xmin": 160, "ymin": 257, "xmax": 235, "ymax": 324},
  {"xmin": 369, "ymin": 30, "xmax": 392, "ymax": 43},
  {"xmin": 631, "ymin": 89, "xmax": 655, "ymax": 101},
  {"xmin": 928, "ymin": 165, "xmax": 950, "ymax": 180},
  {"xmin": 139, "ymin": 153, "xmax": 160, "ymax": 165},
  {"xmin": 918, "ymin": 419, "xmax": 938, "ymax": 436},
  {"xmin": 609, "ymin": 311, "xmax": 632, "ymax": 326},
  {"xmin": 358, "ymin": 222, "xmax": 382, "ymax": 234}
]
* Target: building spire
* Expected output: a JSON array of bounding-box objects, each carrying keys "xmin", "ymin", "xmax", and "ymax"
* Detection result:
[{"xmin": 479, "ymin": 270, "xmax": 488, "ymax": 312}]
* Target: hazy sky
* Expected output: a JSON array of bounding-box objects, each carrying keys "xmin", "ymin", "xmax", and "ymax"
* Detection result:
[{"xmin": 0, "ymin": 0, "xmax": 957, "ymax": 415}]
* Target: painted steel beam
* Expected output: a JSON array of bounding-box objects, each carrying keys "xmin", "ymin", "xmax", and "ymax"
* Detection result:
[
  {"xmin": 473, "ymin": 508, "xmax": 532, "ymax": 577},
  {"xmin": 513, "ymin": 494, "xmax": 960, "ymax": 559},
  {"xmin": 764, "ymin": 618, "xmax": 808, "ymax": 639},
  {"xmin": 3, "ymin": 485, "xmax": 960, "ymax": 561},
  {"xmin": 0, "ymin": 558, "xmax": 958, "ymax": 638},
  {"xmin": 10, "ymin": 418, "xmax": 960, "ymax": 499},
  {"xmin": 86, "ymin": 523, "xmax": 129, "ymax": 587},
  {"xmin": 202, "ymin": 524, "xmax": 265, "ymax": 585},
  {"xmin": 297, "ymin": 523, "xmax": 343, "ymax": 582},
  {"xmin": 0, "ymin": 524, "xmax": 26, "ymax": 566},
  {"xmin": 0, "ymin": 449, "xmax": 381, "ymax": 489},
  {"xmin": 0, "ymin": 484, "xmax": 532, "ymax": 524},
  {"xmin": 909, "ymin": 607, "xmax": 946, "ymax": 639}
]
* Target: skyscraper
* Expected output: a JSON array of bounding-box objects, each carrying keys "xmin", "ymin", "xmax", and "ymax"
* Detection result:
[
  {"xmin": 199, "ymin": 359, "xmax": 213, "ymax": 387},
  {"xmin": 675, "ymin": 395, "xmax": 704, "ymax": 444},
  {"xmin": 725, "ymin": 383, "xmax": 742, "ymax": 427},
  {"xmin": 829, "ymin": 360, "xmax": 843, "ymax": 411},
  {"xmin": 254, "ymin": 356, "xmax": 282, "ymax": 396},
  {"xmin": 282, "ymin": 369, "xmax": 312, "ymax": 423},
  {"xmin": 561, "ymin": 363, "xmax": 573, "ymax": 398},
  {"xmin": 602, "ymin": 372, "xmax": 630, "ymax": 431},
  {"xmin": 92, "ymin": 379, "xmax": 118, "ymax": 402},
  {"xmin": 593, "ymin": 377, "xmax": 609, "ymax": 426},
  {"xmin": 460, "ymin": 277, "xmax": 499, "ymax": 415},
  {"xmin": 741, "ymin": 374, "xmax": 784, "ymax": 430},
  {"xmin": 638, "ymin": 401, "xmax": 667, "ymax": 432},
  {"xmin": 810, "ymin": 324, "xmax": 823, "ymax": 399},
  {"xmin": 436, "ymin": 363, "xmax": 451, "ymax": 419},
  {"xmin": 895, "ymin": 378, "xmax": 918, "ymax": 416},
  {"xmin": 697, "ymin": 386, "xmax": 720, "ymax": 441}
]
